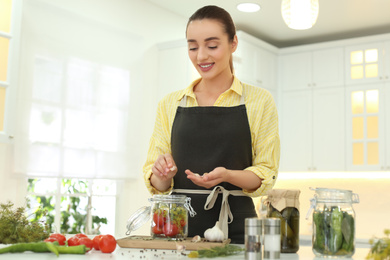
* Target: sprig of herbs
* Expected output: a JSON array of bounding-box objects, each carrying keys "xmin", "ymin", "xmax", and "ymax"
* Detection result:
[
  {"xmin": 188, "ymin": 244, "xmax": 244, "ymax": 258},
  {"xmin": 0, "ymin": 201, "xmax": 50, "ymax": 244},
  {"xmin": 366, "ymin": 229, "xmax": 390, "ymax": 260}
]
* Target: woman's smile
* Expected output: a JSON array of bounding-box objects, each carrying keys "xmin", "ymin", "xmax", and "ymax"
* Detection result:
[{"xmin": 199, "ymin": 63, "xmax": 214, "ymax": 72}]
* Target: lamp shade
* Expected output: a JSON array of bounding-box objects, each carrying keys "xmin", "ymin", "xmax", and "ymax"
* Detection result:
[{"xmin": 282, "ymin": 0, "xmax": 319, "ymax": 30}]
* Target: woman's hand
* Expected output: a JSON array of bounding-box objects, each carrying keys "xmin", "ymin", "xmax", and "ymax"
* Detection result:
[
  {"xmin": 185, "ymin": 167, "xmax": 229, "ymax": 189},
  {"xmin": 152, "ymin": 153, "xmax": 177, "ymax": 181}
]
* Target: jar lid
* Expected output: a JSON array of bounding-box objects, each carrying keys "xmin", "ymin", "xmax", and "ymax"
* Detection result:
[
  {"xmin": 264, "ymin": 218, "xmax": 280, "ymax": 227},
  {"xmin": 125, "ymin": 206, "xmax": 151, "ymax": 236},
  {"xmin": 311, "ymin": 187, "xmax": 359, "ymax": 203},
  {"xmin": 245, "ymin": 217, "xmax": 261, "ymax": 227}
]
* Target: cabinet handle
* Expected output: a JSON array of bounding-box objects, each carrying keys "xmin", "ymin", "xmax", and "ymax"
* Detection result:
[
  {"xmin": 313, "ymin": 167, "xmax": 316, "ymax": 171},
  {"xmin": 8, "ymin": 135, "xmax": 14, "ymax": 139},
  {"xmin": 312, "ymin": 83, "xmax": 316, "ymax": 87},
  {"xmin": 308, "ymin": 83, "xmax": 311, "ymax": 87}
]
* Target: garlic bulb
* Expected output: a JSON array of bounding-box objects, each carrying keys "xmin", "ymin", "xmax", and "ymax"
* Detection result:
[{"xmin": 204, "ymin": 221, "xmax": 224, "ymax": 242}]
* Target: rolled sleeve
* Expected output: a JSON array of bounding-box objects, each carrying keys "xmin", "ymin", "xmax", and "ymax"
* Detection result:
[{"xmin": 243, "ymin": 88, "xmax": 280, "ymax": 197}]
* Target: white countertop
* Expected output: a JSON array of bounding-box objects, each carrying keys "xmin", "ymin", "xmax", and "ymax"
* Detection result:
[{"xmin": 0, "ymin": 244, "xmax": 371, "ymax": 260}]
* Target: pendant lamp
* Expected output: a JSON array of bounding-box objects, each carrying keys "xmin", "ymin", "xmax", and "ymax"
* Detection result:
[{"xmin": 281, "ymin": 0, "xmax": 319, "ymax": 30}]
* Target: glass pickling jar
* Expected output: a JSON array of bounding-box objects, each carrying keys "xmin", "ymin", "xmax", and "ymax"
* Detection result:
[
  {"xmin": 149, "ymin": 195, "xmax": 196, "ymax": 239},
  {"xmin": 265, "ymin": 189, "xmax": 301, "ymax": 253},
  {"xmin": 308, "ymin": 188, "xmax": 359, "ymax": 258}
]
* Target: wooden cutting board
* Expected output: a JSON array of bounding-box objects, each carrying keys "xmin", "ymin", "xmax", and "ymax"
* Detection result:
[{"xmin": 116, "ymin": 235, "xmax": 230, "ymax": 250}]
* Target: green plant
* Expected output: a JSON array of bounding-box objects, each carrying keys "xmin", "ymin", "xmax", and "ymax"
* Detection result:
[
  {"xmin": 366, "ymin": 229, "xmax": 390, "ymax": 260},
  {"xmin": 27, "ymin": 179, "xmax": 107, "ymax": 234}
]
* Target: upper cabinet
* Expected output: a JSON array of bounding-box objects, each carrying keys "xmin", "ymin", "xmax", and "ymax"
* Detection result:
[
  {"xmin": 279, "ymin": 87, "xmax": 346, "ymax": 172},
  {"xmin": 234, "ymin": 31, "xmax": 278, "ymax": 91},
  {"xmin": 345, "ymin": 41, "xmax": 390, "ymax": 85},
  {"xmin": 280, "ymin": 47, "xmax": 344, "ymax": 91},
  {"xmin": 345, "ymin": 83, "xmax": 388, "ymax": 171}
]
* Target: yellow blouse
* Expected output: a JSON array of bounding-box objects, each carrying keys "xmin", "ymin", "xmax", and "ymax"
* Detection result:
[{"xmin": 143, "ymin": 76, "xmax": 280, "ymax": 197}]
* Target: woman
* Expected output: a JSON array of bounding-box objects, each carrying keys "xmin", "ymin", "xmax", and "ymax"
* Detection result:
[{"xmin": 143, "ymin": 5, "xmax": 280, "ymax": 244}]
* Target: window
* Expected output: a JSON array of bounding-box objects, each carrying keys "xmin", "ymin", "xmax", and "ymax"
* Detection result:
[
  {"xmin": 15, "ymin": 55, "xmax": 131, "ymax": 179},
  {"xmin": 351, "ymin": 89, "xmax": 379, "ymax": 165},
  {"xmin": 0, "ymin": 0, "xmax": 13, "ymax": 140},
  {"xmin": 350, "ymin": 49, "xmax": 379, "ymax": 80},
  {"xmin": 27, "ymin": 178, "xmax": 116, "ymax": 234}
]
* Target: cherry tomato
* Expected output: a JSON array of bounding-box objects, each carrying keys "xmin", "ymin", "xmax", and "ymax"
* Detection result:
[
  {"xmin": 99, "ymin": 234, "xmax": 117, "ymax": 253},
  {"xmin": 48, "ymin": 233, "xmax": 66, "ymax": 245},
  {"xmin": 74, "ymin": 233, "xmax": 88, "ymax": 238},
  {"xmin": 163, "ymin": 222, "xmax": 179, "ymax": 237},
  {"xmin": 180, "ymin": 219, "xmax": 186, "ymax": 227},
  {"xmin": 152, "ymin": 225, "xmax": 163, "ymax": 235},
  {"xmin": 67, "ymin": 236, "xmax": 80, "ymax": 246},
  {"xmin": 92, "ymin": 235, "xmax": 103, "ymax": 250},
  {"xmin": 44, "ymin": 237, "xmax": 57, "ymax": 243},
  {"xmin": 78, "ymin": 237, "xmax": 93, "ymax": 252},
  {"xmin": 153, "ymin": 212, "xmax": 165, "ymax": 227}
]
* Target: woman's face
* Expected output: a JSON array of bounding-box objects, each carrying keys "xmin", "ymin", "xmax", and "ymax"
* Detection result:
[{"xmin": 186, "ymin": 19, "xmax": 237, "ymax": 80}]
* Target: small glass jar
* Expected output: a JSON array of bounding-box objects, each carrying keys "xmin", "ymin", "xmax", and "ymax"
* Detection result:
[
  {"xmin": 149, "ymin": 195, "xmax": 194, "ymax": 239},
  {"xmin": 265, "ymin": 189, "xmax": 300, "ymax": 253},
  {"xmin": 309, "ymin": 188, "xmax": 359, "ymax": 258}
]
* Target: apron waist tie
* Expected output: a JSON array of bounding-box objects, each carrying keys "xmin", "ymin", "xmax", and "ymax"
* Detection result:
[{"xmin": 172, "ymin": 186, "xmax": 247, "ymax": 240}]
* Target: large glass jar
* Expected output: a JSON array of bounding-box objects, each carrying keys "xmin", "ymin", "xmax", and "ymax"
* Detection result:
[
  {"xmin": 265, "ymin": 189, "xmax": 300, "ymax": 253},
  {"xmin": 310, "ymin": 188, "xmax": 359, "ymax": 258},
  {"xmin": 149, "ymin": 195, "xmax": 195, "ymax": 239}
]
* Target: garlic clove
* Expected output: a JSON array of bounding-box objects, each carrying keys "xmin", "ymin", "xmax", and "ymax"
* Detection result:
[{"xmin": 191, "ymin": 235, "xmax": 201, "ymax": 243}]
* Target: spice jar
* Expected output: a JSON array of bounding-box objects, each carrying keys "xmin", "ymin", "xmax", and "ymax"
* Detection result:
[
  {"xmin": 309, "ymin": 188, "xmax": 359, "ymax": 258},
  {"xmin": 263, "ymin": 218, "xmax": 281, "ymax": 259},
  {"xmin": 265, "ymin": 189, "xmax": 300, "ymax": 253},
  {"xmin": 245, "ymin": 218, "xmax": 262, "ymax": 260},
  {"xmin": 149, "ymin": 195, "xmax": 196, "ymax": 239}
]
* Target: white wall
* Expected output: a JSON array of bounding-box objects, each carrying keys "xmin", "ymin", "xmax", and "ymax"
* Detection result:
[{"xmin": 0, "ymin": 0, "xmax": 188, "ymax": 237}]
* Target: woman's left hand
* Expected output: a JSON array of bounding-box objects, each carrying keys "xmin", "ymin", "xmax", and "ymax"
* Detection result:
[{"xmin": 185, "ymin": 167, "xmax": 229, "ymax": 189}]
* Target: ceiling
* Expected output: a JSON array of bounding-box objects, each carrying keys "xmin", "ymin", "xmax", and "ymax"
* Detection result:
[{"xmin": 146, "ymin": 0, "xmax": 390, "ymax": 48}]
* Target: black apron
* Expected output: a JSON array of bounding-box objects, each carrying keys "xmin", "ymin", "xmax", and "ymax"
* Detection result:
[{"xmin": 171, "ymin": 94, "xmax": 257, "ymax": 244}]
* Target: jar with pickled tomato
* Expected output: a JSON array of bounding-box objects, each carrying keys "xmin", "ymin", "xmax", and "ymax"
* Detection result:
[{"xmin": 150, "ymin": 195, "xmax": 196, "ymax": 239}]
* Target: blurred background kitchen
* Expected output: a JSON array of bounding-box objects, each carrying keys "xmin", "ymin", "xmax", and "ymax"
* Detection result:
[{"xmin": 1, "ymin": 0, "xmax": 389, "ymax": 241}]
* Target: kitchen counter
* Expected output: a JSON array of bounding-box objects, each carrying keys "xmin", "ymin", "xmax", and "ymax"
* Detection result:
[{"xmin": 0, "ymin": 244, "xmax": 371, "ymax": 260}]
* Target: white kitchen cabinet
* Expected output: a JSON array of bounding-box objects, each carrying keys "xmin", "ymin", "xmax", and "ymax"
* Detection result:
[
  {"xmin": 385, "ymin": 83, "xmax": 390, "ymax": 170},
  {"xmin": 280, "ymin": 87, "xmax": 345, "ymax": 171},
  {"xmin": 345, "ymin": 41, "xmax": 390, "ymax": 85},
  {"xmin": 280, "ymin": 90, "xmax": 312, "ymax": 171},
  {"xmin": 280, "ymin": 48, "xmax": 344, "ymax": 91},
  {"xmin": 234, "ymin": 31, "xmax": 278, "ymax": 91},
  {"xmin": 345, "ymin": 84, "xmax": 387, "ymax": 171}
]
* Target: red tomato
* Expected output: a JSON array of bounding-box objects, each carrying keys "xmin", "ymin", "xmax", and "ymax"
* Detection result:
[
  {"xmin": 99, "ymin": 234, "xmax": 117, "ymax": 253},
  {"xmin": 74, "ymin": 233, "xmax": 88, "ymax": 238},
  {"xmin": 163, "ymin": 222, "xmax": 179, "ymax": 237},
  {"xmin": 92, "ymin": 235, "xmax": 103, "ymax": 250},
  {"xmin": 78, "ymin": 237, "xmax": 93, "ymax": 252},
  {"xmin": 180, "ymin": 219, "xmax": 186, "ymax": 227},
  {"xmin": 153, "ymin": 212, "xmax": 165, "ymax": 227},
  {"xmin": 44, "ymin": 237, "xmax": 57, "ymax": 243},
  {"xmin": 49, "ymin": 233, "xmax": 66, "ymax": 245},
  {"xmin": 67, "ymin": 236, "xmax": 80, "ymax": 246},
  {"xmin": 152, "ymin": 225, "xmax": 163, "ymax": 235}
]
